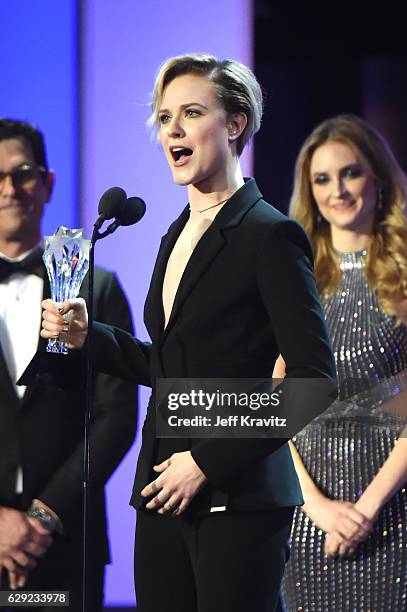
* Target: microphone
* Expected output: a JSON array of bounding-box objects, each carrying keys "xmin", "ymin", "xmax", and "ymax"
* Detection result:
[
  {"xmin": 94, "ymin": 187, "xmax": 127, "ymax": 230},
  {"xmin": 118, "ymin": 196, "xmax": 146, "ymax": 225},
  {"xmin": 102, "ymin": 196, "xmax": 146, "ymax": 237}
]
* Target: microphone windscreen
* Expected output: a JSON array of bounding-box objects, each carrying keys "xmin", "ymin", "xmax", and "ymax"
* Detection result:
[
  {"xmin": 98, "ymin": 187, "xmax": 127, "ymax": 219},
  {"xmin": 118, "ymin": 197, "xmax": 146, "ymax": 226}
]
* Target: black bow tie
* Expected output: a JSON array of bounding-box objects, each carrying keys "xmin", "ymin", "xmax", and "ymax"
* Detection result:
[{"xmin": 0, "ymin": 249, "xmax": 44, "ymax": 282}]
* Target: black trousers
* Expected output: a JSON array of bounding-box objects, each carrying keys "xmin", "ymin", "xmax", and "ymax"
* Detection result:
[{"xmin": 134, "ymin": 507, "xmax": 293, "ymax": 612}]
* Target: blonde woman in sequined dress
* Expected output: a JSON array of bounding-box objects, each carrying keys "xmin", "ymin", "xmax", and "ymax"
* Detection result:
[{"xmin": 280, "ymin": 114, "xmax": 407, "ymax": 611}]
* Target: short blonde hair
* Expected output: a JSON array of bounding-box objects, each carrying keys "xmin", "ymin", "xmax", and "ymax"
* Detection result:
[
  {"xmin": 290, "ymin": 113, "xmax": 407, "ymax": 317},
  {"xmin": 148, "ymin": 53, "xmax": 263, "ymax": 156}
]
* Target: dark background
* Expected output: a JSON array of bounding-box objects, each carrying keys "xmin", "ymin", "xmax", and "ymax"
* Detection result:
[{"xmin": 254, "ymin": 0, "xmax": 407, "ymax": 212}]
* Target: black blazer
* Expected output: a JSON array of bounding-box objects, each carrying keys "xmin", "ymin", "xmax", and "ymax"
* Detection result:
[
  {"xmin": 91, "ymin": 179, "xmax": 336, "ymax": 514},
  {"xmin": 0, "ymin": 262, "xmax": 137, "ymax": 565}
]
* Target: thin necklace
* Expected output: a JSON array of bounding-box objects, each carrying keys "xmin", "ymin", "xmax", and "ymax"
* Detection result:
[{"xmin": 192, "ymin": 198, "xmax": 229, "ymax": 214}]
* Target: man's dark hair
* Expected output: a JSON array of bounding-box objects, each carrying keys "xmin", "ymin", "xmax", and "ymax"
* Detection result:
[{"xmin": 0, "ymin": 118, "xmax": 49, "ymax": 171}]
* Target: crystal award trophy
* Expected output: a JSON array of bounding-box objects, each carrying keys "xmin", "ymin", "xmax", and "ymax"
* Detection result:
[{"xmin": 43, "ymin": 226, "xmax": 90, "ymax": 355}]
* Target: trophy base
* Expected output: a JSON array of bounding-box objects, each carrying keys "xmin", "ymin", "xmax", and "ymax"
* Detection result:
[{"xmin": 46, "ymin": 340, "xmax": 69, "ymax": 355}]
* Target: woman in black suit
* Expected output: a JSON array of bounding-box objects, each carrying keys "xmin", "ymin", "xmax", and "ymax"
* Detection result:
[{"xmin": 41, "ymin": 54, "xmax": 335, "ymax": 612}]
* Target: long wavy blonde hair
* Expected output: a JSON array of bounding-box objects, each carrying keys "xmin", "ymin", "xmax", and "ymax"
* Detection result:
[{"xmin": 290, "ymin": 114, "xmax": 407, "ymax": 317}]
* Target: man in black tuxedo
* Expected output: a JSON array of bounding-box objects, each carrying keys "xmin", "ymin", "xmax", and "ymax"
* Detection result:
[{"xmin": 0, "ymin": 119, "xmax": 137, "ymax": 610}]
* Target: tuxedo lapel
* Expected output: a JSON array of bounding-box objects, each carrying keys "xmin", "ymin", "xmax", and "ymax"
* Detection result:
[
  {"xmin": 20, "ymin": 261, "xmax": 50, "ymax": 406},
  {"xmin": 144, "ymin": 208, "xmax": 189, "ymax": 341},
  {"xmin": 0, "ymin": 343, "xmax": 19, "ymax": 407},
  {"xmin": 144, "ymin": 180, "xmax": 263, "ymax": 342},
  {"xmin": 162, "ymin": 227, "xmax": 226, "ymax": 339},
  {"xmin": 163, "ymin": 179, "xmax": 262, "ymax": 339}
]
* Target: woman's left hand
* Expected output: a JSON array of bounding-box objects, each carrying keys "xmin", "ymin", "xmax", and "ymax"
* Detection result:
[{"xmin": 141, "ymin": 451, "xmax": 207, "ymax": 515}]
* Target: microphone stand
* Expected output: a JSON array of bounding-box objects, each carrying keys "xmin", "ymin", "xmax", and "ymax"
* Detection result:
[
  {"xmin": 82, "ymin": 222, "xmax": 112, "ymax": 612},
  {"xmin": 81, "ymin": 202, "xmax": 144, "ymax": 611}
]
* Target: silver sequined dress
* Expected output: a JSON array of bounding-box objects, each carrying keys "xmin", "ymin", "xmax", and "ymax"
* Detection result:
[{"xmin": 282, "ymin": 250, "xmax": 407, "ymax": 612}]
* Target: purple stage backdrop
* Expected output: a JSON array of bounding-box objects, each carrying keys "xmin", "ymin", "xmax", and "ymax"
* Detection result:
[
  {"xmin": 0, "ymin": 1, "xmax": 78, "ymax": 233},
  {"xmin": 1, "ymin": 0, "xmax": 253, "ymax": 605}
]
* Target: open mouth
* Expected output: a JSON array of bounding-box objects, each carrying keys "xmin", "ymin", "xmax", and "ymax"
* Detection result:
[{"xmin": 170, "ymin": 147, "xmax": 193, "ymax": 163}]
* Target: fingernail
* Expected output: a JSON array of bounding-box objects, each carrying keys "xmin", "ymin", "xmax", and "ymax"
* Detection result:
[{"xmin": 57, "ymin": 306, "xmax": 64, "ymax": 314}]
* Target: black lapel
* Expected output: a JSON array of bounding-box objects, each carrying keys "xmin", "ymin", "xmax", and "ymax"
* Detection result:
[
  {"xmin": 0, "ymin": 343, "xmax": 19, "ymax": 407},
  {"xmin": 162, "ymin": 225, "xmax": 226, "ymax": 339},
  {"xmin": 20, "ymin": 259, "xmax": 50, "ymax": 405},
  {"xmin": 143, "ymin": 207, "xmax": 190, "ymax": 341},
  {"xmin": 162, "ymin": 179, "xmax": 262, "ymax": 339}
]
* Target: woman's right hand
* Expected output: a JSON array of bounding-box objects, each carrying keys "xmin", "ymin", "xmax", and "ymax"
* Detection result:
[
  {"xmin": 41, "ymin": 298, "xmax": 88, "ymax": 350},
  {"xmin": 303, "ymin": 492, "xmax": 372, "ymax": 537}
]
